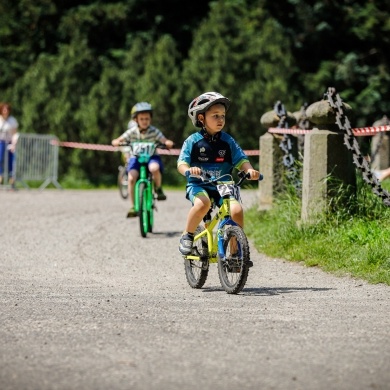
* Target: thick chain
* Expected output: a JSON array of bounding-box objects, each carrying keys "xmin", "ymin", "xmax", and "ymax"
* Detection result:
[
  {"xmin": 324, "ymin": 87, "xmax": 390, "ymax": 206},
  {"xmin": 274, "ymin": 101, "xmax": 302, "ymax": 195},
  {"xmin": 296, "ymin": 103, "xmax": 309, "ymax": 162}
]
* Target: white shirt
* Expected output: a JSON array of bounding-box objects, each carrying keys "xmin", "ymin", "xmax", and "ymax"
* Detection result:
[{"xmin": 0, "ymin": 116, "xmax": 18, "ymax": 142}]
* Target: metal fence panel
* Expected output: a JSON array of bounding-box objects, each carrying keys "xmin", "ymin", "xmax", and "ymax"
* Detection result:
[{"xmin": 15, "ymin": 133, "xmax": 62, "ymax": 190}]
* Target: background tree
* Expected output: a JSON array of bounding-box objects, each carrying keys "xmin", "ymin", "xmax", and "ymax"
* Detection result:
[
  {"xmin": 265, "ymin": 0, "xmax": 390, "ymax": 125},
  {"xmin": 181, "ymin": 0, "xmax": 296, "ymax": 149},
  {"xmin": 1, "ymin": 0, "xmax": 390, "ymax": 186}
]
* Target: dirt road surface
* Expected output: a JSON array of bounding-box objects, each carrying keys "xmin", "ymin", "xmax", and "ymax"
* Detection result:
[{"xmin": 1, "ymin": 189, "xmax": 389, "ymax": 390}]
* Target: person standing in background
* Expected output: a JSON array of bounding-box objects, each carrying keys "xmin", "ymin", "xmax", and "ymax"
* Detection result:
[{"xmin": 0, "ymin": 102, "xmax": 19, "ymax": 186}]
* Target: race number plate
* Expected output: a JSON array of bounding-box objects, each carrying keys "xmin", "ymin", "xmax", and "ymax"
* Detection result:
[
  {"xmin": 217, "ymin": 182, "xmax": 240, "ymax": 200},
  {"xmin": 131, "ymin": 142, "xmax": 156, "ymax": 156}
]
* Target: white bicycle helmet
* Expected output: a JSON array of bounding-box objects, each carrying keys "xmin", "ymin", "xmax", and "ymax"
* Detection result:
[
  {"xmin": 131, "ymin": 102, "xmax": 153, "ymax": 118},
  {"xmin": 188, "ymin": 92, "xmax": 231, "ymax": 127}
]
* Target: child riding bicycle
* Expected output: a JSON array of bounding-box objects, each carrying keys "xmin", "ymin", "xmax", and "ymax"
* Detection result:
[
  {"xmin": 177, "ymin": 91, "xmax": 261, "ymax": 255},
  {"xmin": 112, "ymin": 102, "xmax": 174, "ymax": 218}
]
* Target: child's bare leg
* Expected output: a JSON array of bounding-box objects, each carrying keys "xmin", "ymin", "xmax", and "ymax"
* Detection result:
[
  {"xmin": 128, "ymin": 169, "xmax": 139, "ymax": 208},
  {"xmin": 184, "ymin": 195, "xmax": 210, "ymax": 233},
  {"xmin": 148, "ymin": 162, "xmax": 162, "ymax": 188}
]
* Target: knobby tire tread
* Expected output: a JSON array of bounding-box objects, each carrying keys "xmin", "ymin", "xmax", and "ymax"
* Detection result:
[
  {"xmin": 139, "ymin": 182, "xmax": 148, "ymax": 237},
  {"xmin": 184, "ymin": 226, "xmax": 209, "ymax": 289},
  {"xmin": 218, "ymin": 225, "xmax": 250, "ymax": 294}
]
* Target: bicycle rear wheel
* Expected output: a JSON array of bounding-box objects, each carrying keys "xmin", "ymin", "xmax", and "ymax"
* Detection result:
[
  {"xmin": 118, "ymin": 166, "xmax": 128, "ymax": 199},
  {"xmin": 138, "ymin": 182, "xmax": 149, "ymax": 237},
  {"xmin": 218, "ymin": 225, "xmax": 250, "ymax": 294},
  {"xmin": 184, "ymin": 226, "xmax": 209, "ymax": 289}
]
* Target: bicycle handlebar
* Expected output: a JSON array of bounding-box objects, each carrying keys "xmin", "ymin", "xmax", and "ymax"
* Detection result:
[
  {"xmin": 186, "ymin": 170, "xmax": 263, "ymax": 187},
  {"xmin": 118, "ymin": 142, "xmax": 168, "ymax": 149}
]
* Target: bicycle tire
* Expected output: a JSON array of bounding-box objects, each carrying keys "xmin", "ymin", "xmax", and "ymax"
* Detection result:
[
  {"xmin": 138, "ymin": 182, "xmax": 149, "ymax": 237},
  {"xmin": 118, "ymin": 166, "xmax": 128, "ymax": 199},
  {"xmin": 217, "ymin": 225, "xmax": 250, "ymax": 294},
  {"xmin": 147, "ymin": 202, "xmax": 153, "ymax": 233},
  {"xmin": 184, "ymin": 226, "xmax": 209, "ymax": 289}
]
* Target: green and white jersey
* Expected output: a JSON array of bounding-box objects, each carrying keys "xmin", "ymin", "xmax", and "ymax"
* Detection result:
[{"xmin": 120, "ymin": 125, "xmax": 165, "ymax": 156}]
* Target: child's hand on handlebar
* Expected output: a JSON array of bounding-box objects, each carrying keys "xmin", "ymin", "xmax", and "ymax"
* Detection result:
[
  {"xmin": 185, "ymin": 166, "xmax": 202, "ymax": 178},
  {"xmin": 246, "ymin": 169, "xmax": 262, "ymax": 181},
  {"xmin": 164, "ymin": 140, "xmax": 174, "ymax": 149}
]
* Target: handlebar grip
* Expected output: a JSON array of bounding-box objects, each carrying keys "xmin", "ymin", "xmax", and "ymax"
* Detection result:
[{"xmin": 259, "ymin": 173, "xmax": 264, "ymax": 181}]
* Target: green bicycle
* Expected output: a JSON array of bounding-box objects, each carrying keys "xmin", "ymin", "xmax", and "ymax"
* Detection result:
[
  {"xmin": 182, "ymin": 171, "xmax": 262, "ymax": 294},
  {"xmin": 127, "ymin": 141, "xmax": 161, "ymax": 238}
]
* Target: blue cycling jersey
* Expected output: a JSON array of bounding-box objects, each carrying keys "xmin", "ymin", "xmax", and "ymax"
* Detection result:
[{"xmin": 177, "ymin": 129, "xmax": 249, "ymax": 183}]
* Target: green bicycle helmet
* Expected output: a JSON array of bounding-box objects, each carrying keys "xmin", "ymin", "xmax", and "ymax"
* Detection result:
[{"xmin": 131, "ymin": 102, "xmax": 153, "ymax": 118}]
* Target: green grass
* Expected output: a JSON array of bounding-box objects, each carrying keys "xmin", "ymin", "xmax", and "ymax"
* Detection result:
[{"xmin": 245, "ymin": 179, "xmax": 390, "ymax": 285}]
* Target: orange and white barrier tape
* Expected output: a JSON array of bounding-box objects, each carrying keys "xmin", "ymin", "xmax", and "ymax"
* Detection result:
[
  {"xmin": 352, "ymin": 125, "xmax": 390, "ymax": 136},
  {"xmin": 52, "ymin": 124, "xmax": 390, "ymax": 156},
  {"xmin": 55, "ymin": 141, "xmax": 117, "ymax": 152},
  {"xmin": 53, "ymin": 141, "xmax": 260, "ymax": 156},
  {"xmin": 268, "ymin": 125, "xmax": 390, "ymax": 136},
  {"xmin": 268, "ymin": 128, "xmax": 310, "ymax": 135}
]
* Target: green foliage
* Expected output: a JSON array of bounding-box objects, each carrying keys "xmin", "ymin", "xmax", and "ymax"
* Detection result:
[
  {"xmin": 2, "ymin": 0, "xmax": 390, "ymax": 186},
  {"xmin": 181, "ymin": 0, "xmax": 295, "ymax": 148},
  {"xmin": 133, "ymin": 35, "xmax": 183, "ymax": 144},
  {"xmin": 0, "ymin": 0, "xmax": 58, "ymax": 88}
]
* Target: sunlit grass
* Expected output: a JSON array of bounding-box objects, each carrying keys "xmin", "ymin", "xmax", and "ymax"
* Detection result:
[{"xmin": 245, "ymin": 178, "xmax": 390, "ymax": 285}]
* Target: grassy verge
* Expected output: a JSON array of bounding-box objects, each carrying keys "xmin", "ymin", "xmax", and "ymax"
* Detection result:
[{"xmin": 245, "ymin": 179, "xmax": 390, "ymax": 285}]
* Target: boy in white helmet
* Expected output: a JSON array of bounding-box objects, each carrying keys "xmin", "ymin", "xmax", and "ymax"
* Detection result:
[
  {"xmin": 177, "ymin": 92, "xmax": 261, "ymax": 255},
  {"xmin": 112, "ymin": 102, "xmax": 174, "ymax": 217}
]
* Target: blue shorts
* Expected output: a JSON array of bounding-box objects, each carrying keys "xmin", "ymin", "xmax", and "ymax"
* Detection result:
[
  {"xmin": 186, "ymin": 183, "xmax": 239, "ymax": 207},
  {"xmin": 127, "ymin": 155, "xmax": 164, "ymax": 173}
]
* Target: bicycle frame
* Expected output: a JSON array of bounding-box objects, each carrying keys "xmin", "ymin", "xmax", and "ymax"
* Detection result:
[
  {"xmin": 133, "ymin": 160, "xmax": 153, "ymax": 213},
  {"xmin": 132, "ymin": 142, "xmax": 155, "ymax": 214},
  {"xmin": 129, "ymin": 141, "xmax": 157, "ymax": 237},
  {"xmin": 185, "ymin": 181, "xmax": 240, "ymax": 264}
]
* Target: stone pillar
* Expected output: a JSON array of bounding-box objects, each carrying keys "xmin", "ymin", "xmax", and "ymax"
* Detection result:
[
  {"xmin": 370, "ymin": 116, "xmax": 390, "ymax": 170},
  {"xmin": 258, "ymin": 107, "xmax": 297, "ymax": 209},
  {"xmin": 301, "ymin": 101, "xmax": 356, "ymax": 223},
  {"xmin": 258, "ymin": 133, "xmax": 283, "ymax": 209},
  {"xmin": 371, "ymin": 133, "xmax": 390, "ymax": 170}
]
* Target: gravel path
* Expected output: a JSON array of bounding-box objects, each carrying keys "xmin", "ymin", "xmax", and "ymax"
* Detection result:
[{"xmin": 0, "ymin": 189, "xmax": 389, "ymax": 390}]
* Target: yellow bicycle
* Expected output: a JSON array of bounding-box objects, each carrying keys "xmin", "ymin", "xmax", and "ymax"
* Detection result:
[{"xmin": 182, "ymin": 171, "xmax": 262, "ymax": 294}]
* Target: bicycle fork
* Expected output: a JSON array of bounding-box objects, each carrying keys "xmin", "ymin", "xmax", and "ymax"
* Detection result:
[{"xmin": 217, "ymin": 219, "xmax": 241, "ymax": 260}]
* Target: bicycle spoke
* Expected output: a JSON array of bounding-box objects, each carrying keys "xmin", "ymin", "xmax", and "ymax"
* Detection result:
[{"xmin": 218, "ymin": 225, "xmax": 250, "ymax": 294}]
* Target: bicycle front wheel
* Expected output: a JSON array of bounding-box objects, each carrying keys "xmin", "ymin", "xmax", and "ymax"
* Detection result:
[
  {"xmin": 184, "ymin": 226, "xmax": 209, "ymax": 289},
  {"xmin": 147, "ymin": 188, "xmax": 154, "ymax": 233},
  {"xmin": 118, "ymin": 166, "xmax": 128, "ymax": 199},
  {"xmin": 138, "ymin": 182, "xmax": 150, "ymax": 237},
  {"xmin": 218, "ymin": 225, "xmax": 250, "ymax": 294}
]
